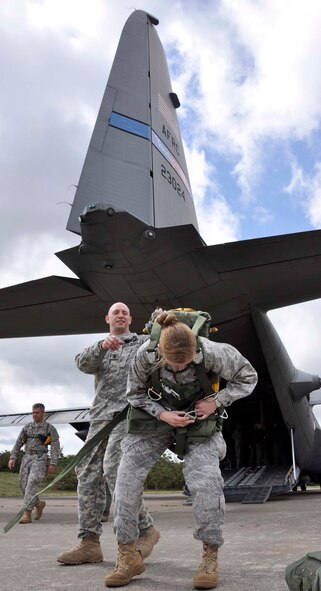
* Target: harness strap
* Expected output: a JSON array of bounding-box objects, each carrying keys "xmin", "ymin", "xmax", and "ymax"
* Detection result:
[
  {"xmin": 190, "ymin": 314, "xmax": 207, "ymax": 351},
  {"xmin": 147, "ymin": 321, "xmax": 161, "ymax": 353},
  {"xmin": 150, "ymin": 361, "xmax": 220, "ymax": 459},
  {"xmin": 150, "ymin": 352, "xmax": 217, "ymax": 407},
  {"xmin": 172, "ymin": 365, "xmax": 216, "ymax": 459},
  {"xmin": 151, "ymin": 364, "xmax": 161, "ymax": 396},
  {"xmin": 4, "ymin": 405, "xmax": 129, "ymax": 534},
  {"xmin": 194, "ymin": 363, "xmax": 217, "ymax": 397},
  {"xmin": 175, "ymin": 427, "xmax": 189, "ymax": 459}
]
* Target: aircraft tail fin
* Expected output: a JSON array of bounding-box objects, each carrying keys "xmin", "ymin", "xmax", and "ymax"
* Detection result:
[{"xmin": 67, "ymin": 10, "xmax": 199, "ymax": 236}]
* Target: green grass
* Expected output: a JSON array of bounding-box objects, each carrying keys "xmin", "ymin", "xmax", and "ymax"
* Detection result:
[
  {"xmin": 0, "ymin": 472, "xmax": 182, "ymax": 497},
  {"xmin": 0, "ymin": 472, "xmax": 76, "ymax": 497},
  {"xmin": 0, "ymin": 472, "xmax": 20, "ymax": 496}
]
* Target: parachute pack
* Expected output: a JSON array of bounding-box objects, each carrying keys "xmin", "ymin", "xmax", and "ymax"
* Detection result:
[
  {"xmin": 144, "ymin": 307, "xmax": 219, "ymax": 394},
  {"xmin": 144, "ymin": 307, "xmax": 216, "ymax": 349},
  {"xmin": 285, "ymin": 551, "xmax": 321, "ymax": 591},
  {"xmin": 127, "ymin": 307, "xmax": 224, "ymax": 458}
]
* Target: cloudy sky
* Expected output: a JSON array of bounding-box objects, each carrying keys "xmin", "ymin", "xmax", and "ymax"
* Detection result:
[{"xmin": 1, "ymin": 0, "xmax": 321, "ymax": 455}]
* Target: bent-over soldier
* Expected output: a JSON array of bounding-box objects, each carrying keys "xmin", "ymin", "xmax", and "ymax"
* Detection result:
[{"xmin": 105, "ymin": 312, "xmax": 258, "ymax": 589}]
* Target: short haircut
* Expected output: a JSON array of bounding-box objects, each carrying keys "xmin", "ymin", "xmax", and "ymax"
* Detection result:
[{"xmin": 32, "ymin": 403, "xmax": 45, "ymax": 412}]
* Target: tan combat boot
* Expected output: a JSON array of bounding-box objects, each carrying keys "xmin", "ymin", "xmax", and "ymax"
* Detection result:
[
  {"xmin": 104, "ymin": 542, "xmax": 145, "ymax": 587},
  {"xmin": 19, "ymin": 510, "xmax": 32, "ymax": 524},
  {"xmin": 34, "ymin": 500, "xmax": 46, "ymax": 521},
  {"xmin": 57, "ymin": 533, "xmax": 103, "ymax": 564},
  {"xmin": 136, "ymin": 526, "xmax": 160, "ymax": 559},
  {"xmin": 193, "ymin": 543, "xmax": 218, "ymax": 589}
]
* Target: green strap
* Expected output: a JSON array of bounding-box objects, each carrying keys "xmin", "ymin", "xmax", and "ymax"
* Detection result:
[
  {"xmin": 194, "ymin": 362, "xmax": 217, "ymax": 397},
  {"xmin": 191, "ymin": 314, "xmax": 206, "ymax": 336},
  {"xmin": 147, "ymin": 321, "xmax": 161, "ymax": 352},
  {"xmin": 4, "ymin": 405, "xmax": 129, "ymax": 534},
  {"xmin": 173, "ymin": 362, "xmax": 219, "ymax": 458},
  {"xmin": 191, "ymin": 314, "xmax": 206, "ymax": 351}
]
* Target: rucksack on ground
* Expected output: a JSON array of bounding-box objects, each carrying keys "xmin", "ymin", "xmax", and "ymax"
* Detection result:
[{"xmin": 285, "ymin": 551, "xmax": 321, "ymax": 591}]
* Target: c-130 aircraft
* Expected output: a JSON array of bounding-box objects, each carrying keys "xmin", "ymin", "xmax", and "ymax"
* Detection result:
[{"xmin": 1, "ymin": 9, "xmax": 321, "ymax": 503}]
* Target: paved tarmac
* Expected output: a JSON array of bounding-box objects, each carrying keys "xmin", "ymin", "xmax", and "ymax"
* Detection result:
[{"xmin": 1, "ymin": 491, "xmax": 321, "ymax": 591}]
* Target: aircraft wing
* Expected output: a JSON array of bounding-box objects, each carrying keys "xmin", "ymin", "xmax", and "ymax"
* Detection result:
[
  {"xmin": 0, "ymin": 408, "xmax": 90, "ymax": 427},
  {"xmin": 0, "ymin": 275, "xmax": 108, "ymax": 337}
]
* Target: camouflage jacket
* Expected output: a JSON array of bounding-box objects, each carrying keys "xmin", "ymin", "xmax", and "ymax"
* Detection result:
[
  {"xmin": 127, "ymin": 336, "xmax": 258, "ymax": 418},
  {"xmin": 10, "ymin": 420, "xmax": 60, "ymax": 464},
  {"xmin": 76, "ymin": 332, "xmax": 148, "ymax": 421}
]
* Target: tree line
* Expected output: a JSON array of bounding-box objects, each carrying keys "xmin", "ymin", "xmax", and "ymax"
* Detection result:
[{"xmin": 0, "ymin": 450, "xmax": 184, "ymax": 491}]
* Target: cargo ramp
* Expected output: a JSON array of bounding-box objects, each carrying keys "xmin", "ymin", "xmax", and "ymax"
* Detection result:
[{"xmin": 222, "ymin": 465, "xmax": 295, "ymax": 503}]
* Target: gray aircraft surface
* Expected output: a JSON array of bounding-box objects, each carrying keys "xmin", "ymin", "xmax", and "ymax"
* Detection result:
[{"xmin": 1, "ymin": 10, "xmax": 321, "ymax": 502}]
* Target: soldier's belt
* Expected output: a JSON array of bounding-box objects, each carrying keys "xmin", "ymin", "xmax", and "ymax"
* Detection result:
[
  {"xmin": 4, "ymin": 405, "xmax": 129, "ymax": 534},
  {"xmin": 25, "ymin": 450, "xmax": 47, "ymax": 456}
]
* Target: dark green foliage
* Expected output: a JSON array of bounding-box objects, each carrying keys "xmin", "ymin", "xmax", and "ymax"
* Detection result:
[
  {"xmin": 44, "ymin": 455, "xmax": 78, "ymax": 491},
  {"xmin": 0, "ymin": 449, "xmax": 183, "ymax": 491},
  {"xmin": 145, "ymin": 454, "xmax": 184, "ymax": 490},
  {"xmin": 45, "ymin": 452, "xmax": 184, "ymax": 491},
  {"xmin": 0, "ymin": 450, "xmax": 24, "ymax": 472}
]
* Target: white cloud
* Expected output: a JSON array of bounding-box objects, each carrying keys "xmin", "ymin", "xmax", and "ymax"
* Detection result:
[
  {"xmin": 269, "ymin": 301, "xmax": 321, "ymax": 427},
  {"xmin": 166, "ymin": 0, "xmax": 321, "ymax": 200},
  {"xmin": 197, "ymin": 195, "xmax": 240, "ymax": 245},
  {"xmin": 19, "ymin": 0, "xmax": 120, "ymax": 58},
  {"xmin": 185, "ymin": 146, "xmax": 240, "ymax": 244},
  {"xmin": 0, "ymin": 332, "xmax": 103, "ymax": 454},
  {"xmin": 269, "ymin": 301, "xmax": 321, "ymax": 371},
  {"xmin": 251, "ymin": 205, "xmax": 274, "ymax": 225},
  {"xmin": 0, "ymin": 234, "xmax": 77, "ymax": 288},
  {"xmin": 284, "ymin": 160, "xmax": 321, "ymax": 227}
]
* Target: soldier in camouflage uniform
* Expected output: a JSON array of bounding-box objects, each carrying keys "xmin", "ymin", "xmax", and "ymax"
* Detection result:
[
  {"xmin": 8, "ymin": 403, "xmax": 60, "ymax": 524},
  {"xmin": 57, "ymin": 302, "xmax": 160, "ymax": 566},
  {"xmin": 105, "ymin": 312, "xmax": 258, "ymax": 589}
]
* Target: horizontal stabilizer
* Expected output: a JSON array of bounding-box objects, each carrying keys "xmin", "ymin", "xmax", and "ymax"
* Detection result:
[
  {"xmin": 200, "ymin": 228, "xmax": 321, "ymax": 313},
  {"xmin": 1, "ymin": 226, "xmax": 321, "ymax": 342}
]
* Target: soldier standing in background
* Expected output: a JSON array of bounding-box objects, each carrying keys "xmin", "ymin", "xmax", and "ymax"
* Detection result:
[
  {"xmin": 8, "ymin": 402, "xmax": 60, "ymax": 524},
  {"xmin": 57, "ymin": 302, "xmax": 159, "ymax": 565}
]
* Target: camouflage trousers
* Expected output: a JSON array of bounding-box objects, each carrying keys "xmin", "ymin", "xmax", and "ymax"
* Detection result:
[
  {"xmin": 19, "ymin": 454, "xmax": 47, "ymax": 509},
  {"xmin": 76, "ymin": 419, "xmax": 154, "ymax": 538},
  {"xmin": 114, "ymin": 431, "xmax": 226, "ymax": 547}
]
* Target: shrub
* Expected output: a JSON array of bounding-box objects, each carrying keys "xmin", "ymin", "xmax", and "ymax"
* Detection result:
[
  {"xmin": 44, "ymin": 454, "xmax": 78, "ymax": 491},
  {"xmin": 0, "ymin": 450, "xmax": 24, "ymax": 472},
  {"xmin": 145, "ymin": 454, "xmax": 184, "ymax": 490}
]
